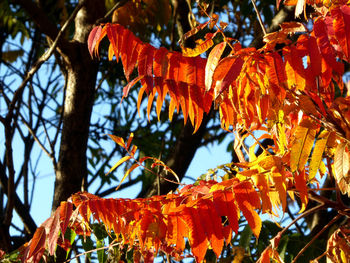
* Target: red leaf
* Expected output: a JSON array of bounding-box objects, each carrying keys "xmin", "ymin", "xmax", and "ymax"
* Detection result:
[
  {"xmin": 106, "ymin": 23, "xmax": 123, "ymax": 62},
  {"xmin": 88, "ymin": 26, "xmax": 102, "ymax": 57},
  {"xmin": 213, "ymin": 189, "xmax": 239, "ymax": 237},
  {"xmin": 198, "ymin": 199, "xmax": 224, "ymax": 258},
  {"xmin": 137, "ymin": 44, "xmax": 155, "ymax": 77},
  {"xmin": 123, "ymin": 75, "xmax": 144, "ymax": 97},
  {"xmin": 313, "ymin": 18, "xmax": 344, "ymax": 74},
  {"xmin": 28, "ymin": 226, "xmax": 46, "ymax": 259},
  {"xmin": 153, "ymin": 47, "xmax": 168, "ymax": 78},
  {"xmin": 60, "ymin": 201, "xmax": 73, "ymax": 236},
  {"xmin": 45, "ymin": 208, "xmax": 61, "ymax": 255},
  {"xmin": 212, "ymin": 55, "xmax": 244, "ymax": 98},
  {"xmin": 120, "ymin": 29, "xmax": 140, "ymax": 81},
  {"xmin": 265, "ymin": 51, "xmax": 287, "ymax": 88},
  {"xmin": 306, "ymin": 36, "xmax": 322, "ymax": 78},
  {"xmin": 194, "ymin": 56, "xmax": 206, "ymax": 93},
  {"xmin": 332, "ymin": 5, "xmax": 350, "ymax": 60}
]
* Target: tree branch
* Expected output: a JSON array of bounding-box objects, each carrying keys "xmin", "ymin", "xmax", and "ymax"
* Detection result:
[{"xmin": 11, "ymin": 0, "xmax": 61, "ymax": 44}]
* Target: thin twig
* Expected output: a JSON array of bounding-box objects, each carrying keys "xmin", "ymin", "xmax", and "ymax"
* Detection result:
[
  {"xmin": 251, "ymin": 0, "xmax": 267, "ymax": 36},
  {"xmin": 282, "ymin": 204, "xmax": 325, "ymax": 236},
  {"xmin": 2, "ymin": 0, "xmax": 85, "ymax": 227},
  {"xmin": 262, "ymin": 203, "xmax": 326, "ymax": 258},
  {"xmin": 7, "ymin": 0, "xmax": 86, "ymax": 119},
  {"xmin": 291, "ymin": 214, "xmax": 342, "ymax": 263},
  {"xmin": 286, "ymin": 206, "xmax": 303, "ymax": 235},
  {"xmin": 196, "ymin": 2, "xmax": 236, "ymax": 50},
  {"xmin": 20, "ymin": 116, "xmax": 55, "ymax": 164},
  {"xmin": 64, "ymin": 241, "xmax": 120, "ymax": 263},
  {"xmin": 94, "ymin": 0, "xmax": 130, "ymax": 25}
]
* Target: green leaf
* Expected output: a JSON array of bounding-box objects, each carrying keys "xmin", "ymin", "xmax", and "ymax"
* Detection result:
[
  {"xmin": 64, "ymin": 228, "xmax": 76, "ymax": 258},
  {"xmin": 81, "ymin": 236, "xmax": 94, "ymax": 259},
  {"xmin": 96, "ymin": 239, "xmax": 106, "ymax": 263},
  {"xmin": 92, "ymin": 223, "xmax": 108, "ymax": 240},
  {"xmin": 239, "ymin": 224, "xmax": 253, "ymax": 252}
]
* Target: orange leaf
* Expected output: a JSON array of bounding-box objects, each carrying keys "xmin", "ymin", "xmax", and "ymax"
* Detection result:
[
  {"xmin": 233, "ymin": 181, "xmax": 262, "ymax": 238},
  {"xmin": 294, "ymin": 170, "xmax": 308, "ymax": 213},
  {"xmin": 28, "ymin": 226, "xmax": 46, "ymax": 259},
  {"xmin": 108, "ymin": 134, "xmax": 125, "ymax": 148},
  {"xmin": 181, "ymin": 207, "xmax": 208, "ymax": 263},
  {"xmin": 197, "ymin": 199, "xmax": 224, "ymax": 258},
  {"xmin": 115, "ymin": 163, "xmax": 140, "ymax": 191},
  {"xmin": 182, "ymin": 21, "xmax": 209, "ymax": 41},
  {"xmin": 265, "ymin": 52, "xmax": 287, "ymax": 89},
  {"xmin": 205, "ymin": 42, "xmax": 227, "ymax": 92},
  {"xmin": 126, "ymin": 133, "xmax": 134, "ymax": 151},
  {"xmin": 212, "ymin": 55, "xmax": 244, "ymax": 98}
]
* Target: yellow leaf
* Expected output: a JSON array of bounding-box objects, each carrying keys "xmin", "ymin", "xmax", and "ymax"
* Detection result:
[
  {"xmin": 309, "ymin": 130, "xmax": 330, "ymax": 180},
  {"xmin": 115, "ymin": 163, "xmax": 140, "ymax": 191},
  {"xmin": 334, "ymin": 142, "xmax": 350, "ymax": 196},
  {"xmin": 182, "ymin": 38, "xmax": 214, "ymax": 57},
  {"xmin": 272, "ymin": 171, "xmax": 287, "ymax": 212},
  {"xmin": 290, "ymin": 125, "xmax": 316, "ymax": 172},
  {"xmin": 106, "ymin": 156, "xmax": 132, "ymax": 176}
]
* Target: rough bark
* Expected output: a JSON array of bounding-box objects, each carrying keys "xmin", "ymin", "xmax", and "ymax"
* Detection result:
[
  {"xmin": 140, "ymin": 0, "xmax": 203, "ymax": 198},
  {"xmin": 13, "ymin": 0, "xmax": 105, "ymax": 211},
  {"xmin": 52, "ymin": 0, "xmax": 105, "ymax": 210},
  {"xmin": 141, "ymin": 114, "xmax": 212, "ymax": 197}
]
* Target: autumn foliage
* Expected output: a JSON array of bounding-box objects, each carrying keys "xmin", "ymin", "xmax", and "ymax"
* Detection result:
[{"xmin": 19, "ymin": 0, "xmax": 350, "ymax": 262}]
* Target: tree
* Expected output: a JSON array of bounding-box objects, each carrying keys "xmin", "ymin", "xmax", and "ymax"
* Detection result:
[
  {"xmin": 3, "ymin": 0, "xmax": 350, "ymax": 262},
  {"xmin": 1, "ymin": 0, "xmax": 244, "ymax": 259}
]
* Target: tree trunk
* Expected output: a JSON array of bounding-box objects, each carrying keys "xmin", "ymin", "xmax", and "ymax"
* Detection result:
[{"xmin": 52, "ymin": 0, "xmax": 105, "ymax": 210}]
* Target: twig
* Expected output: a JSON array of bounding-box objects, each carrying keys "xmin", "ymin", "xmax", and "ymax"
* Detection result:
[
  {"xmin": 2, "ymin": 0, "xmax": 86, "ymax": 228},
  {"xmin": 286, "ymin": 205, "xmax": 303, "ymax": 235},
  {"xmin": 291, "ymin": 214, "xmax": 342, "ymax": 263},
  {"xmin": 196, "ymin": 2, "xmax": 236, "ymax": 50},
  {"xmin": 251, "ymin": 0, "xmax": 267, "ymax": 36},
  {"xmin": 262, "ymin": 203, "xmax": 326, "ymax": 259},
  {"xmin": 7, "ymin": 0, "xmax": 86, "ymax": 120},
  {"xmin": 94, "ymin": 0, "xmax": 130, "ymax": 25},
  {"xmin": 64, "ymin": 241, "xmax": 120, "ymax": 263},
  {"xmin": 279, "ymin": 203, "xmax": 325, "ymax": 238},
  {"xmin": 19, "ymin": 116, "xmax": 54, "ymax": 164}
]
